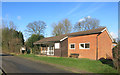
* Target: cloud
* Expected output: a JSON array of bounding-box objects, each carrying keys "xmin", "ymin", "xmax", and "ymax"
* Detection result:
[
  {"xmin": 78, "ymin": 16, "xmax": 91, "ymax": 22},
  {"xmin": 79, "ymin": 18, "xmax": 85, "ymax": 22},
  {"xmin": 71, "ymin": 3, "xmax": 105, "ymax": 18},
  {"xmin": 110, "ymin": 32, "xmax": 118, "ymax": 39},
  {"xmin": 66, "ymin": 4, "xmax": 81, "ymax": 16},
  {"xmin": 17, "ymin": 16, "xmax": 21, "ymax": 20},
  {"xmin": 87, "ymin": 16, "xmax": 91, "ymax": 18}
]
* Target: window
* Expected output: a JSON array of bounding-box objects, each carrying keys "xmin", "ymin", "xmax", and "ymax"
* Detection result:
[
  {"xmin": 55, "ymin": 43, "xmax": 60, "ymax": 49},
  {"xmin": 79, "ymin": 43, "xmax": 90, "ymax": 49},
  {"xmin": 85, "ymin": 43, "xmax": 90, "ymax": 48},
  {"xmin": 80, "ymin": 43, "xmax": 84, "ymax": 49},
  {"xmin": 49, "ymin": 46, "xmax": 54, "ymax": 50},
  {"xmin": 70, "ymin": 43, "xmax": 75, "ymax": 49}
]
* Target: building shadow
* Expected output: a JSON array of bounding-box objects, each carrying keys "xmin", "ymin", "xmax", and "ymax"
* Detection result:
[{"xmin": 0, "ymin": 54, "xmax": 14, "ymax": 56}]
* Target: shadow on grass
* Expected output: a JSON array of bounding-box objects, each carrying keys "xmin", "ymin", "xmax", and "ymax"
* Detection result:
[{"xmin": 99, "ymin": 58, "xmax": 114, "ymax": 67}]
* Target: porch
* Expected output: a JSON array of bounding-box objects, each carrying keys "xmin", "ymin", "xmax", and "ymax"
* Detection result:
[
  {"xmin": 36, "ymin": 42, "xmax": 55, "ymax": 56},
  {"xmin": 40, "ymin": 45, "xmax": 54, "ymax": 56},
  {"xmin": 34, "ymin": 40, "xmax": 61, "ymax": 56}
]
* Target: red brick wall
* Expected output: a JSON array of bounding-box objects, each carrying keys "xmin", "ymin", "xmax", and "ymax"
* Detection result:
[
  {"xmin": 68, "ymin": 34, "xmax": 98, "ymax": 60},
  {"xmin": 98, "ymin": 30, "xmax": 113, "ymax": 59}
]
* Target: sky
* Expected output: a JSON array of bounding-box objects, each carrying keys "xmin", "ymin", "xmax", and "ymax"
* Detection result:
[{"xmin": 2, "ymin": 2, "xmax": 118, "ymax": 41}]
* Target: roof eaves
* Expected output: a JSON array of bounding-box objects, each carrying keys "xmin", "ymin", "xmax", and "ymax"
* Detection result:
[
  {"xmin": 101, "ymin": 28, "xmax": 114, "ymax": 42},
  {"xmin": 60, "ymin": 36, "xmax": 68, "ymax": 41}
]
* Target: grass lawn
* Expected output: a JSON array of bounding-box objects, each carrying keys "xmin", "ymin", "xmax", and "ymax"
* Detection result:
[{"xmin": 18, "ymin": 54, "xmax": 118, "ymax": 73}]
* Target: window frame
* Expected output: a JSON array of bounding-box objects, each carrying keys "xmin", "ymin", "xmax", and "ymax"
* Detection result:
[
  {"xmin": 55, "ymin": 43, "xmax": 60, "ymax": 49},
  {"xmin": 79, "ymin": 43, "xmax": 85, "ymax": 49},
  {"xmin": 79, "ymin": 43, "xmax": 90, "ymax": 49},
  {"xmin": 69, "ymin": 43, "xmax": 75, "ymax": 49}
]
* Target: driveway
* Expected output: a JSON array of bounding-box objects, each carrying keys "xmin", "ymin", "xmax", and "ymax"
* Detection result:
[{"xmin": 1, "ymin": 54, "xmax": 71, "ymax": 73}]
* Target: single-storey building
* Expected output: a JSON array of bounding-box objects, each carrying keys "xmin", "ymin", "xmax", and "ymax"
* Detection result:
[{"xmin": 34, "ymin": 27, "xmax": 114, "ymax": 60}]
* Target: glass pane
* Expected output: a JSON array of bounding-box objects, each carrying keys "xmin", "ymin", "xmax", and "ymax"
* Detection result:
[
  {"xmin": 85, "ymin": 43, "xmax": 90, "ymax": 48},
  {"xmin": 49, "ymin": 47, "xmax": 51, "ymax": 50},
  {"xmin": 51, "ymin": 47, "xmax": 53, "ymax": 50},
  {"xmin": 80, "ymin": 44, "xmax": 84, "ymax": 49},
  {"xmin": 71, "ymin": 44, "xmax": 75, "ymax": 48},
  {"xmin": 51, "ymin": 52, "xmax": 53, "ymax": 54},
  {"xmin": 55, "ymin": 43, "xmax": 60, "ymax": 49}
]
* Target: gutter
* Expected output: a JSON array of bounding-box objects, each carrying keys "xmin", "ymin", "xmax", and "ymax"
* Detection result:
[{"xmin": 96, "ymin": 33, "xmax": 101, "ymax": 60}]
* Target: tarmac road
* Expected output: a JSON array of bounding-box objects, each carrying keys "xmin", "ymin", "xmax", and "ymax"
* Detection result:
[{"xmin": 1, "ymin": 54, "xmax": 71, "ymax": 73}]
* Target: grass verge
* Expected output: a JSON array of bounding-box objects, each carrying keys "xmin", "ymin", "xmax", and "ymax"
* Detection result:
[{"xmin": 18, "ymin": 54, "xmax": 118, "ymax": 73}]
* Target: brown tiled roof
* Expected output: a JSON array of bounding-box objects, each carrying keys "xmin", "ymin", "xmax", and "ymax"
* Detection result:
[{"xmin": 34, "ymin": 27, "xmax": 106, "ymax": 44}]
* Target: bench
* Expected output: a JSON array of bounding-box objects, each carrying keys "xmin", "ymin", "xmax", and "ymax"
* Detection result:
[{"xmin": 70, "ymin": 53, "xmax": 79, "ymax": 58}]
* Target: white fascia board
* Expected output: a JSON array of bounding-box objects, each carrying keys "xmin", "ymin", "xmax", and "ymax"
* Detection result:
[
  {"xmin": 60, "ymin": 36, "xmax": 68, "ymax": 41},
  {"xmin": 101, "ymin": 28, "xmax": 106, "ymax": 32},
  {"xmin": 101, "ymin": 28, "xmax": 114, "ymax": 42}
]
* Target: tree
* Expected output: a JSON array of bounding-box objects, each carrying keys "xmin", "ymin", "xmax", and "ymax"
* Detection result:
[
  {"xmin": 9, "ymin": 21, "xmax": 17, "ymax": 30},
  {"xmin": 118, "ymin": 41, "xmax": 120, "ymax": 72},
  {"xmin": 25, "ymin": 20, "xmax": 46, "ymax": 35},
  {"xmin": 74, "ymin": 16, "xmax": 101, "ymax": 31},
  {"xmin": 62, "ymin": 19, "xmax": 72, "ymax": 34},
  {"xmin": 18, "ymin": 31, "xmax": 24, "ymax": 45},
  {"xmin": 26, "ymin": 34, "xmax": 44, "ymax": 48},
  {"xmin": 52, "ymin": 19, "xmax": 72, "ymax": 36},
  {"xmin": 52, "ymin": 22, "xmax": 64, "ymax": 36},
  {"xmin": 112, "ymin": 41, "xmax": 120, "ymax": 71},
  {"xmin": 2, "ymin": 21, "xmax": 24, "ymax": 53}
]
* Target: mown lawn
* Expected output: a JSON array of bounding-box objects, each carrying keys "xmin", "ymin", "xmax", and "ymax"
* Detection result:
[{"xmin": 18, "ymin": 54, "xmax": 118, "ymax": 73}]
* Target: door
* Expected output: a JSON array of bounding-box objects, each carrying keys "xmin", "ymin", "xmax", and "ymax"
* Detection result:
[{"xmin": 47, "ymin": 46, "xmax": 54, "ymax": 56}]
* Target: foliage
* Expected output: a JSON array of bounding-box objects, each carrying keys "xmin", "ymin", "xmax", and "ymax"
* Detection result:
[
  {"xmin": 112, "ymin": 41, "xmax": 120, "ymax": 72},
  {"xmin": 74, "ymin": 16, "xmax": 102, "ymax": 31},
  {"xmin": 2, "ymin": 21, "xmax": 24, "ymax": 53},
  {"xmin": 19, "ymin": 54, "xmax": 118, "ymax": 73},
  {"xmin": 25, "ymin": 34, "xmax": 44, "ymax": 48},
  {"xmin": 99, "ymin": 58, "xmax": 114, "ymax": 67},
  {"xmin": 25, "ymin": 20, "xmax": 46, "ymax": 35},
  {"xmin": 52, "ymin": 19, "xmax": 72, "ymax": 36},
  {"xmin": 32, "ymin": 45, "xmax": 41, "ymax": 54},
  {"xmin": 118, "ymin": 41, "xmax": 120, "ymax": 72}
]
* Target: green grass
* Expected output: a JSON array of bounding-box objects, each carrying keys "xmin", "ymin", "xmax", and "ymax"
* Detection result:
[{"xmin": 18, "ymin": 54, "xmax": 118, "ymax": 73}]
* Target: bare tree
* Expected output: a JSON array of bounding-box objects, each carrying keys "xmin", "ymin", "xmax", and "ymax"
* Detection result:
[
  {"xmin": 52, "ymin": 19, "xmax": 72, "ymax": 36},
  {"xmin": 52, "ymin": 22, "xmax": 64, "ymax": 36},
  {"xmin": 74, "ymin": 16, "xmax": 101, "ymax": 31},
  {"xmin": 25, "ymin": 20, "xmax": 46, "ymax": 35},
  {"xmin": 9, "ymin": 21, "xmax": 17, "ymax": 30},
  {"xmin": 2, "ymin": 20, "xmax": 8, "ymax": 29},
  {"xmin": 62, "ymin": 19, "xmax": 72, "ymax": 34}
]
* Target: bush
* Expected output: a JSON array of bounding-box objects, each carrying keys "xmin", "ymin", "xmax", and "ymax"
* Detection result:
[
  {"xmin": 99, "ymin": 58, "xmax": 114, "ymax": 67},
  {"xmin": 27, "ymin": 49, "xmax": 31, "ymax": 54}
]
